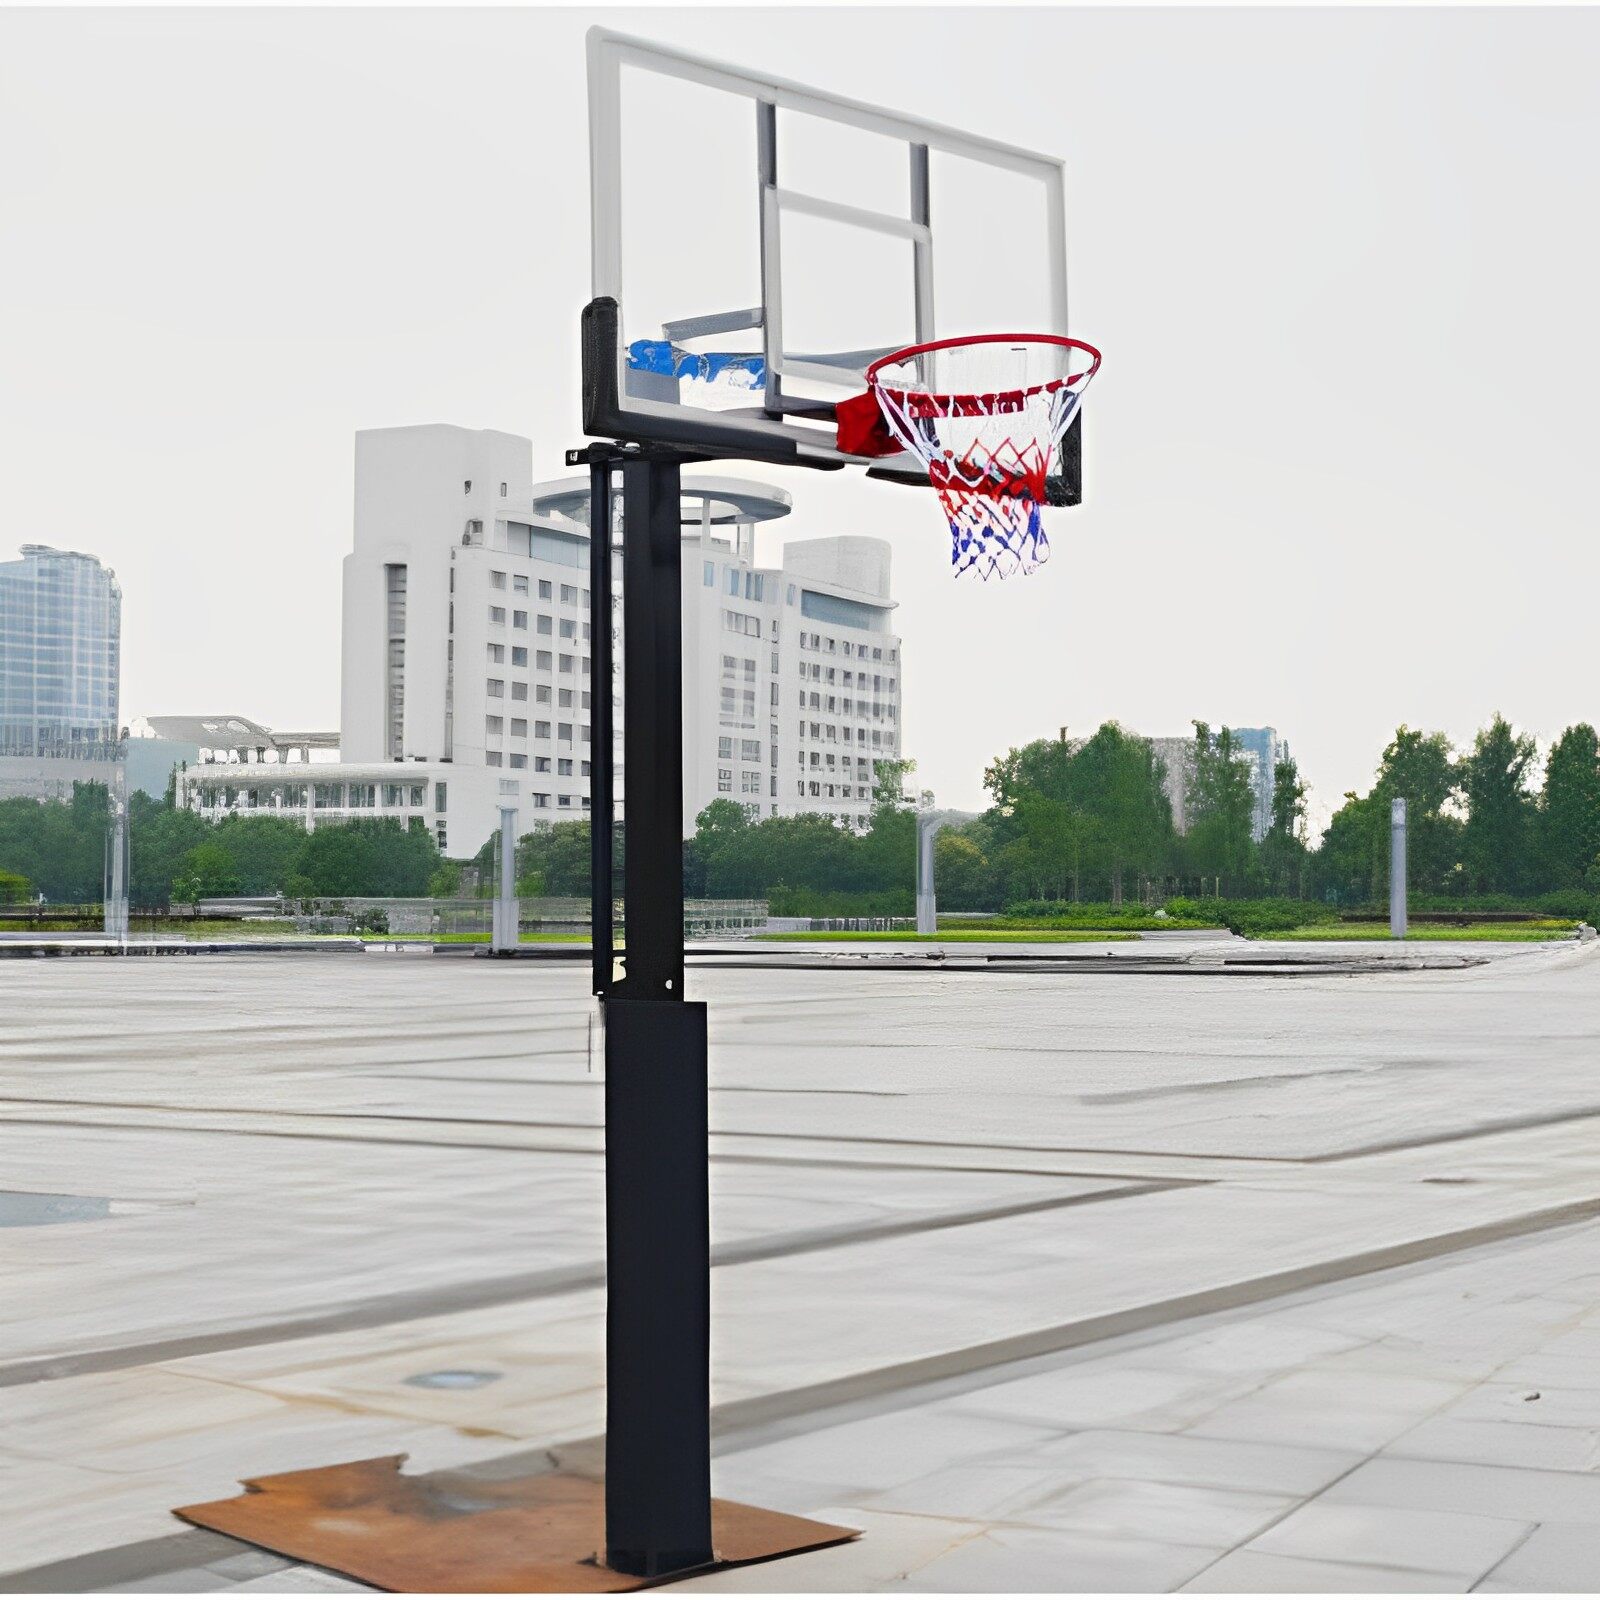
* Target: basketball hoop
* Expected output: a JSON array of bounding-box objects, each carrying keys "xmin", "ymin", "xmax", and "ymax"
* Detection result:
[{"xmin": 864, "ymin": 334, "xmax": 1101, "ymax": 580}]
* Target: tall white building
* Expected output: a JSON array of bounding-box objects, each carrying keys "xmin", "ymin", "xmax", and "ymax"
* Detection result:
[
  {"xmin": 681, "ymin": 517, "xmax": 902, "ymax": 832},
  {"xmin": 179, "ymin": 427, "xmax": 902, "ymax": 853},
  {"xmin": 0, "ymin": 544, "xmax": 124, "ymax": 801}
]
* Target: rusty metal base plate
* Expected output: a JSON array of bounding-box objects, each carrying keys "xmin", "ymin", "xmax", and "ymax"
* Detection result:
[{"xmin": 174, "ymin": 1456, "xmax": 859, "ymax": 1592}]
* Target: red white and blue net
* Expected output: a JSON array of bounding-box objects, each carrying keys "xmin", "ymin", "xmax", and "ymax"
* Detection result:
[{"xmin": 867, "ymin": 335, "xmax": 1101, "ymax": 580}]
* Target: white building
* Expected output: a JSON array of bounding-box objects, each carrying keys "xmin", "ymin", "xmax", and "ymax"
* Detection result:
[
  {"xmin": 681, "ymin": 526, "xmax": 902, "ymax": 832},
  {"xmin": 177, "ymin": 426, "xmax": 902, "ymax": 853},
  {"xmin": 0, "ymin": 544, "xmax": 124, "ymax": 802}
]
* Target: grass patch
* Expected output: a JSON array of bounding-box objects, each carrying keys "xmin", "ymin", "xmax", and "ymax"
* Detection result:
[
  {"xmin": 1269, "ymin": 921, "xmax": 1580, "ymax": 942},
  {"xmin": 754, "ymin": 928, "xmax": 1139, "ymax": 944}
]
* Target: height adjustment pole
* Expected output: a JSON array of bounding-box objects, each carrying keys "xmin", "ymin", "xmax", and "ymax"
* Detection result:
[{"xmin": 596, "ymin": 450, "xmax": 713, "ymax": 1579}]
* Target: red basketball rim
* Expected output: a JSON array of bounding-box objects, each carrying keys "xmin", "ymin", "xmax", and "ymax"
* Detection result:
[{"xmin": 866, "ymin": 332, "xmax": 1103, "ymax": 410}]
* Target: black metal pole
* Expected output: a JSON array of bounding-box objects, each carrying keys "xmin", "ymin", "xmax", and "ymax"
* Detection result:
[
  {"xmin": 616, "ymin": 456, "xmax": 685, "ymax": 1000},
  {"xmin": 602, "ymin": 453, "xmax": 713, "ymax": 1578},
  {"xmin": 589, "ymin": 459, "xmax": 614, "ymax": 999}
]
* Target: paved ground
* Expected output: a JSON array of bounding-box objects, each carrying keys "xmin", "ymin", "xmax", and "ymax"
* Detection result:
[{"xmin": 2, "ymin": 935, "xmax": 1598, "ymax": 1591}]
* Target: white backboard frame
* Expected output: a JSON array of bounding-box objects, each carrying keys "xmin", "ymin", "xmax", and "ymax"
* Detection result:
[{"xmin": 586, "ymin": 27, "xmax": 1070, "ymax": 467}]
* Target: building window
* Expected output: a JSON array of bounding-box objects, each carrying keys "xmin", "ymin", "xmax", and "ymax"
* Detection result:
[
  {"xmin": 559, "ymin": 618, "xmax": 576, "ymax": 639},
  {"xmin": 559, "ymin": 688, "xmax": 573, "ymax": 708},
  {"xmin": 703, "ymin": 560, "xmax": 715, "ymax": 587},
  {"xmin": 537, "ymin": 614, "xmax": 553, "ymax": 635},
  {"xmin": 718, "ymin": 768, "xmax": 732, "ymax": 793},
  {"xmin": 535, "ymin": 756, "xmax": 550, "ymax": 773},
  {"xmin": 559, "ymin": 654, "xmax": 573, "ymax": 673},
  {"xmin": 533, "ymin": 792, "xmax": 550, "ymax": 808},
  {"xmin": 536, "ymin": 684, "xmax": 551, "ymax": 704},
  {"xmin": 489, "ymin": 606, "xmax": 505, "ymax": 626},
  {"xmin": 487, "ymin": 679, "xmax": 504, "ymax": 697},
  {"xmin": 499, "ymin": 481, "xmax": 508, "ymax": 496},
  {"xmin": 560, "ymin": 583, "xmax": 577, "ymax": 605},
  {"xmin": 490, "ymin": 570, "xmax": 506, "ymax": 590},
  {"xmin": 383, "ymin": 783, "xmax": 404, "ymax": 806},
  {"xmin": 486, "ymin": 750, "xmax": 503, "ymax": 767},
  {"xmin": 314, "ymin": 782, "xmax": 343, "ymax": 809},
  {"xmin": 486, "ymin": 715, "xmax": 503, "ymax": 736},
  {"xmin": 741, "ymin": 739, "xmax": 760, "ymax": 761},
  {"xmin": 409, "ymin": 784, "xmax": 425, "ymax": 806},
  {"xmin": 511, "ymin": 646, "xmax": 527, "ymax": 666},
  {"xmin": 511, "ymin": 718, "xmax": 527, "ymax": 737},
  {"xmin": 535, "ymin": 720, "xmax": 551, "ymax": 739},
  {"xmin": 538, "ymin": 579, "xmax": 552, "ymax": 599},
  {"xmin": 434, "ymin": 782, "xmax": 448, "ymax": 812},
  {"xmin": 718, "ymin": 736, "xmax": 732, "ymax": 759},
  {"xmin": 558, "ymin": 758, "xmax": 573, "ymax": 776},
  {"xmin": 513, "ymin": 610, "xmax": 528, "ymax": 630},
  {"xmin": 514, "ymin": 574, "xmax": 528, "ymax": 595},
  {"xmin": 512, "ymin": 681, "xmax": 528, "ymax": 702},
  {"xmin": 509, "ymin": 753, "xmax": 527, "ymax": 769},
  {"xmin": 464, "ymin": 480, "xmax": 472, "ymax": 494},
  {"xmin": 537, "ymin": 650, "xmax": 553, "ymax": 670},
  {"xmin": 488, "ymin": 643, "xmax": 504, "ymax": 664},
  {"xmin": 558, "ymin": 722, "xmax": 573, "ymax": 742},
  {"xmin": 384, "ymin": 564, "xmax": 407, "ymax": 761}
]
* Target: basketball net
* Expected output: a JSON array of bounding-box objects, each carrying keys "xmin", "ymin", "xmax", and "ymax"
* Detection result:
[{"xmin": 866, "ymin": 335, "xmax": 1101, "ymax": 580}]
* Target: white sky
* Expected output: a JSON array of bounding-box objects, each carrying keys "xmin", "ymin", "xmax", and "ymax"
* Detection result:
[{"xmin": 3, "ymin": 7, "xmax": 1597, "ymax": 828}]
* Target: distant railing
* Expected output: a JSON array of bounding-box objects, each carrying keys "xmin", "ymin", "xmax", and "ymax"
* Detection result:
[{"xmin": 192, "ymin": 894, "xmax": 771, "ymax": 938}]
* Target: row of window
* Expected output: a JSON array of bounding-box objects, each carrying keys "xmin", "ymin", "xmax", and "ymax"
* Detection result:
[
  {"xmin": 195, "ymin": 781, "xmax": 446, "ymax": 812},
  {"xmin": 800, "ymin": 631, "xmax": 896, "ymax": 663},
  {"xmin": 485, "ymin": 614, "xmax": 583, "ymax": 639},
  {"xmin": 801, "ymin": 662, "xmax": 896, "ymax": 692},
  {"xmin": 799, "ymin": 781, "xmax": 873, "ymax": 801},
  {"xmin": 486, "ymin": 679, "xmax": 589, "ymax": 708},
  {"xmin": 485, "ymin": 717, "xmax": 589, "ymax": 742},
  {"xmin": 799, "ymin": 691, "xmax": 897, "ymax": 721},
  {"xmin": 798, "ymin": 718, "xmax": 897, "ymax": 746},
  {"xmin": 488, "ymin": 572, "xmax": 586, "ymax": 608},
  {"xmin": 487, "ymin": 606, "xmax": 592, "ymax": 642},
  {"xmin": 715, "ymin": 768, "xmax": 769, "ymax": 796}
]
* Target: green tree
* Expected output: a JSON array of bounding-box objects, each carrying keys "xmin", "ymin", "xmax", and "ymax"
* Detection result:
[
  {"xmin": 1373, "ymin": 727, "xmax": 1462, "ymax": 895},
  {"xmin": 1065, "ymin": 722, "xmax": 1173, "ymax": 904},
  {"xmin": 213, "ymin": 814, "xmax": 310, "ymax": 895},
  {"xmin": 0, "ymin": 867, "xmax": 30, "ymax": 904},
  {"xmin": 174, "ymin": 841, "xmax": 242, "ymax": 897},
  {"xmin": 1539, "ymin": 724, "xmax": 1600, "ymax": 890},
  {"xmin": 932, "ymin": 832, "xmax": 993, "ymax": 911},
  {"xmin": 1259, "ymin": 753, "xmax": 1309, "ymax": 897},
  {"xmin": 1187, "ymin": 724, "xmax": 1257, "ymax": 893},
  {"xmin": 871, "ymin": 756, "xmax": 918, "ymax": 809},
  {"xmin": 1460, "ymin": 714, "xmax": 1538, "ymax": 893},
  {"xmin": 515, "ymin": 820, "xmax": 593, "ymax": 898}
]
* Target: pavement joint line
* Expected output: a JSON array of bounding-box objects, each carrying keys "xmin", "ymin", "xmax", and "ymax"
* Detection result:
[
  {"xmin": 14, "ymin": 1096, "xmax": 1600, "ymax": 1169},
  {"xmin": 6, "ymin": 1202, "xmax": 1600, "ymax": 1592},
  {"xmin": 0, "ymin": 1113, "xmax": 1219, "ymax": 1181},
  {"xmin": 0, "ymin": 1180, "xmax": 1190, "ymax": 1390},
  {"xmin": 699, "ymin": 1192, "xmax": 1600, "ymax": 1444}
]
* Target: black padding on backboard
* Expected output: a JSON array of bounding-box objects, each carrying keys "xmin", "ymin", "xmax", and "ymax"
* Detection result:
[{"xmin": 1048, "ymin": 411, "xmax": 1083, "ymax": 507}]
